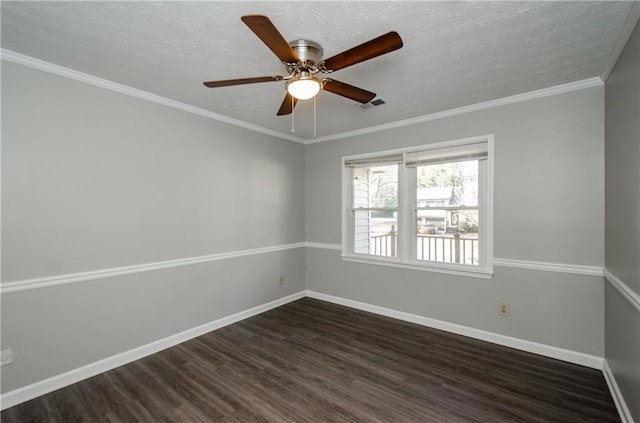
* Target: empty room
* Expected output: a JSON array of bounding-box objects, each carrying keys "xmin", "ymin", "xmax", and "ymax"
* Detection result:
[{"xmin": 1, "ymin": 2, "xmax": 639, "ymax": 422}]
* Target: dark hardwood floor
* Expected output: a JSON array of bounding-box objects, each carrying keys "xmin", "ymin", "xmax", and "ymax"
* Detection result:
[{"xmin": 2, "ymin": 298, "xmax": 620, "ymax": 422}]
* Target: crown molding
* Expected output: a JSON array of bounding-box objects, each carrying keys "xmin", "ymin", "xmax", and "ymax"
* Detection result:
[
  {"xmin": 307, "ymin": 77, "xmax": 604, "ymax": 144},
  {"xmin": 2, "ymin": 49, "xmax": 605, "ymax": 146},
  {"xmin": 601, "ymin": 1, "xmax": 640, "ymax": 82},
  {"xmin": 0, "ymin": 49, "xmax": 306, "ymax": 144}
]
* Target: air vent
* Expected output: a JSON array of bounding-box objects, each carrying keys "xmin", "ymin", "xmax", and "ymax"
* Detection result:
[{"xmin": 358, "ymin": 98, "xmax": 386, "ymax": 110}]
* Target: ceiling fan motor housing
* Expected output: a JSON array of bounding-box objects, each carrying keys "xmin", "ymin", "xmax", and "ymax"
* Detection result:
[{"xmin": 288, "ymin": 39, "xmax": 323, "ymax": 67}]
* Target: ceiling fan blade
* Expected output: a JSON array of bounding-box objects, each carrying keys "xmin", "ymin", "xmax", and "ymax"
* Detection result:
[
  {"xmin": 203, "ymin": 75, "xmax": 283, "ymax": 88},
  {"xmin": 277, "ymin": 92, "xmax": 298, "ymax": 116},
  {"xmin": 241, "ymin": 15, "xmax": 299, "ymax": 64},
  {"xmin": 320, "ymin": 31, "xmax": 403, "ymax": 72},
  {"xmin": 322, "ymin": 79, "xmax": 376, "ymax": 104}
]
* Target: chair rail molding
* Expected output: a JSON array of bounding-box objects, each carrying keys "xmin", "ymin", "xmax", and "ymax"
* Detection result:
[
  {"xmin": 604, "ymin": 268, "xmax": 640, "ymax": 312},
  {"xmin": 305, "ymin": 242, "xmax": 604, "ymax": 277},
  {"xmin": 1, "ymin": 242, "xmax": 306, "ymax": 295}
]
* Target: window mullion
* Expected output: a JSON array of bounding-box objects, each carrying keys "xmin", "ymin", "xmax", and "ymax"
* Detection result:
[
  {"xmin": 400, "ymin": 160, "xmax": 414, "ymax": 263},
  {"xmin": 342, "ymin": 165, "xmax": 352, "ymax": 256},
  {"xmin": 478, "ymin": 159, "xmax": 488, "ymax": 270}
]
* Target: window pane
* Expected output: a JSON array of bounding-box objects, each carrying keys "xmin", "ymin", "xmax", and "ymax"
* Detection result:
[
  {"xmin": 416, "ymin": 160, "xmax": 479, "ymax": 266},
  {"xmin": 353, "ymin": 165, "xmax": 398, "ymax": 208},
  {"xmin": 351, "ymin": 164, "xmax": 399, "ymax": 258},
  {"xmin": 416, "ymin": 209, "xmax": 478, "ymax": 265},
  {"xmin": 416, "ymin": 160, "xmax": 478, "ymax": 207},
  {"xmin": 353, "ymin": 209, "xmax": 398, "ymax": 257},
  {"xmin": 371, "ymin": 217, "xmax": 398, "ymax": 257}
]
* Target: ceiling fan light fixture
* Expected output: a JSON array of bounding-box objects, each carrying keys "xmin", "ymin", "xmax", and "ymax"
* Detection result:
[{"xmin": 286, "ymin": 73, "xmax": 321, "ymax": 100}]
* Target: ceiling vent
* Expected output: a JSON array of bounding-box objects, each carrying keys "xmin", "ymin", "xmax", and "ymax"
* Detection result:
[{"xmin": 358, "ymin": 98, "xmax": 386, "ymax": 110}]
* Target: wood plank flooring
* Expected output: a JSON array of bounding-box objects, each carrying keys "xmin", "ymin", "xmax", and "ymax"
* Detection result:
[{"xmin": 1, "ymin": 298, "xmax": 620, "ymax": 422}]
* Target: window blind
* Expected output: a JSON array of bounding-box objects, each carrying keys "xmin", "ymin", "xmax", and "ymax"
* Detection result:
[
  {"xmin": 405, "ymin": 142, "xmax": 487, "ymax": 167},
  {"xmin": 344, "ymin": 153, "xmax": 404, "ymax": 168}
]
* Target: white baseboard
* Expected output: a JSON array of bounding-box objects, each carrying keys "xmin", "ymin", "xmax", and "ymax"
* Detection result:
[
  {"xmin": 0, "ymin": 291, "xmax": 306, "ymax": 411},
  {"xmin": 1, "ymin": 289, "xmax": 614, "ymax": 413},
  {"xmin": 306, "ymin": 290, "xmax": 604, "ymax": 370},
  {"xmin": 603, "ymin": 359, "xmax": 634, "ymax": 423}
]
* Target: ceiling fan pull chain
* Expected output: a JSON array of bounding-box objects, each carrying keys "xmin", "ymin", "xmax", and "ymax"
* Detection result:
[
  {"xmin": 291, "ymin": 96, "xmax": 295, "ymax": 133},
  {"xmin": 313, "ymin": 95, "xmax": 317, "ymax": 139}
]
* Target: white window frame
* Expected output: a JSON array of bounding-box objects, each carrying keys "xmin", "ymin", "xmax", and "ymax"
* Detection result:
[{"xmin": 341, "ymin": 134, "xmax": 494, "ymax": 279}]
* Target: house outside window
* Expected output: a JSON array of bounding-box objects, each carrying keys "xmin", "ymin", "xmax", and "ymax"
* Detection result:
[
  {"xmin": 352, "ymin": 164, "xmax": 399, "ymax": 257},
  {"xmin": 342, "ymin": 135, "xmax": 493, "ymax": 278}
]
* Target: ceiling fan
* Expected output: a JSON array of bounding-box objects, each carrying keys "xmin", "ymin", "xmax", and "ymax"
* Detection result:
[{"xmin": 203, "ymin": 15, "xmax": 403, "ymax": 116}]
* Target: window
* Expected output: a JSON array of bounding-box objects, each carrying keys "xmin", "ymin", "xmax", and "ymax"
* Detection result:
[
  {"xmin": 342, "ymin": 136, "xmax": 493, "ymax": 278},
  {"xmin": 351, "ymin": 163, "xmax": 399, "ymax": 257}
]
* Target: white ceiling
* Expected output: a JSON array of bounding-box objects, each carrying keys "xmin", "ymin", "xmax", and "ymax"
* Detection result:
[{"xmin": 1, "ymin": 1, "xmax": 634, "ymax": 140}]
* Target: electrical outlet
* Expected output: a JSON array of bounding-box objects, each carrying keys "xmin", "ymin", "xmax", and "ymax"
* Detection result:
[
  {"xmin": 498, "ymin": 302, "xmax": 510, "ymax": 317},
  {"xmin": 278, "ymin": 276, "xmax": 284, "ymax": 286},
  {"xmin": 1, "ymin": 348, "xmax": 13, "ymax": 367}
]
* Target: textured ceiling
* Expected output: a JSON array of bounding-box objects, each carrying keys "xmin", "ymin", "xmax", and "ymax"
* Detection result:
[{"xmin": 1, "ymin": 1, "xmax": 634, "ymax": 140}]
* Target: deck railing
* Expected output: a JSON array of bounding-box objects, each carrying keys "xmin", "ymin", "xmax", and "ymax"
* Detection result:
[
  {"xmin": 371, "ymin": 226, "xmax": 479, "ymax": 265},
  {"xmin": 371, "ymin": 225, "xmax": 397, "ymax": 257},
  {"xmin": 416, "ymin": 233, "xmax": 478, "ymax": 265}
]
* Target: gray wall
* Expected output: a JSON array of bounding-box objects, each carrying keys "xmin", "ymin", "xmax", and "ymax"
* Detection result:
[
  {"xmin": 2, "ymin": 62, "xmax": 305, "ymax": 281},
  {"xmin": 0, "ymin": 52, "xmax": 619, "ymax": 400},
  {"xmin": 1, "ymin": 62, "xmax": 306, "ymax": 392},
  {"xmin": 306, "ymin": 86, "xmax": 606, "ymax": 356},
  {"xmin": 604, "ymin": 16, "xmax": 640, "ymax": 422}
]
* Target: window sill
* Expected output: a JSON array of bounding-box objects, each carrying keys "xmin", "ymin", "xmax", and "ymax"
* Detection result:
[{"xmin": 341, "ymin": 254, "xmax": 494, "ymax": 279}]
